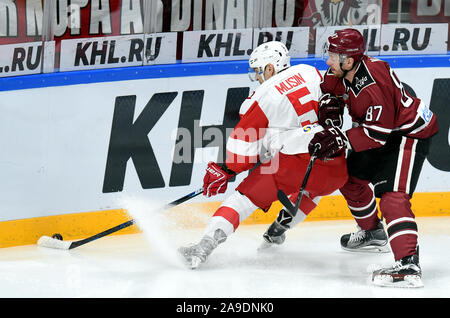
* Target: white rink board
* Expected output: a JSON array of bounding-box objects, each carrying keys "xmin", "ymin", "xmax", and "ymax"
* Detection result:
[{"xmin": 0, "ymin": 67, "xmax": 449, "ymax": 222}]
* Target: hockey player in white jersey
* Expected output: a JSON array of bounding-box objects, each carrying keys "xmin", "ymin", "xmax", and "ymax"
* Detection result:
[{"xmin": 178, "ymin": 41, "xmax": 348, "ymax": 269}]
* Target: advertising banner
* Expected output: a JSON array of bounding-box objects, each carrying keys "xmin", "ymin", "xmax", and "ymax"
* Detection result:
[
  {"xmin": 60, "ymin": 33, "xmax": 177, "ymax": 71},
  {"xmin": 301, "ymin": 0, "xmax": 387, "ymax": 29},
  {"xmin": 0, "ymin": 0, "xmax": 43, "ymax": 45},
  {"xmin": 315, "ymin": 23, "xmax": 448, "ymax": 57},
  {"xmin": 410, "ymin": 0, "xmax": 450, "ymax": 50},
  {"xmin": 315, "ymin": 25, "xmax": 382, "ymax": 57},
  {"xmin": 252, "ymin": 27, "xmax": 309, "ymax": 58},
  {"xmin": 182, "ymin": 28, "xmax": 254, "ymax": 63},
  {"xmin": 0, "ymin": 41, "xmax": 54, "ymax": 78},
  {"xmin": 182, "ymin": 27, "xmax": 310, "ymax": 63},
  {"xmin": 379, "ymin": 23, "xmax": 448, "ymax": 55}
]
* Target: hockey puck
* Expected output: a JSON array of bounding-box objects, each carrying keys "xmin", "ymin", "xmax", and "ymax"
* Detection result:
[{"xmin": 52, "ymin": 233, "xmax": 63, "ymax": 241}]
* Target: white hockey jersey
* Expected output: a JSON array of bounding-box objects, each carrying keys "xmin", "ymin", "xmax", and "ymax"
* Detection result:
[{"xmin": 225, "ymin": 63, "xmax": 325, "ymax": 174}]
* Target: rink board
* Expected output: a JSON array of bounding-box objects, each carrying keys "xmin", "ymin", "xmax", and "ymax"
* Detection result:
[
  {"xmin": 0, "ymin": 192, "xmax": 449, "ymax": 248},
  {"xmin": 0, "ymin": 56, "xmax": 449, "ymax": 247}
]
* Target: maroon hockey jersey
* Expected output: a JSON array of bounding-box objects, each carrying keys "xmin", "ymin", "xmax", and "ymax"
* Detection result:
[{"xmin": 320, "ymin": 56, "xmax": 438, "ymax": 152}]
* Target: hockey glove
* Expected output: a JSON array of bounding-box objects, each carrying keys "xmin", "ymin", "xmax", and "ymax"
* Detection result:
[
  {"xmin": 308, "ymin": 127, "xmax": 349, "ymax": 160},
  {"xmin": 203, "ymin": 162, "xmax": 236, "ymax": 197},
  {"xmin": 318, "ymin": 93, "xmax": 345, "ymax": 129}
]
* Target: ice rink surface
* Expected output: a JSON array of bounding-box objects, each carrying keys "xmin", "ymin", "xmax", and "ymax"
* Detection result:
[{"xmin": 0, "ymin": 205, "xmax": 449, "ymax": 300}]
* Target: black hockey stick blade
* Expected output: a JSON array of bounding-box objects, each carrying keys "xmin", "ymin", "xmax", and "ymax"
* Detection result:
[
  {"xmin": 37, "ymin": 219, "xmax": 137, "ymax": 250},
  {"xmin": 37, "ymin": 188, "xmax": 203, "ymax": 250}
]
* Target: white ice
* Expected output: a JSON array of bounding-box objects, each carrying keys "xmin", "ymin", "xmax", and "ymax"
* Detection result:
[{"xmin": 0, "ymin": 196, "xmax": 449, "ymax": 298}]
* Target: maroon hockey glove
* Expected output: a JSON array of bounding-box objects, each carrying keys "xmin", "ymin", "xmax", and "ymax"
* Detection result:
[
  {"xmin": 318, "ymin": 93, "xmax": 345, "ymax": 129},
  {"xmin": 308, "ymin": 127, "xmax": 349, "ymax": 160},
  {"xmin": 203, "ymin": 162, "xmax": 235, "ymax": 197}
]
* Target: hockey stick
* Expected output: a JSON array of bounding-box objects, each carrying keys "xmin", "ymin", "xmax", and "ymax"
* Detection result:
[
  {"xmin": 277, "ymin": 147, "xmax": 319, "ymax": 217},
  {"xmin": 37, "ymin": 188, "xmax": 203, "ymax": 250}
]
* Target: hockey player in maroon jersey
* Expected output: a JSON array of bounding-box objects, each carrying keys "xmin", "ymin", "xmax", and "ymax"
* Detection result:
[
  {"xmin": 178, "ymin": 41, "xmax": 348, "ymax": 269},
  {"xmin": 310, "ymin": 28, "xmax": 438, "ymax": 287}
]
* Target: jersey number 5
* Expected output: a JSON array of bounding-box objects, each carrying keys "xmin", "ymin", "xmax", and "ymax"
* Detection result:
[{"xmin": 286, "ymin": 86, "xmax": 319, "ymax": 126}]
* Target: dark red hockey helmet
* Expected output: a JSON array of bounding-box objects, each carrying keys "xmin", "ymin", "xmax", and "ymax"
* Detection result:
[{"xmin": 327, "ymin": 28, "xmax": 366, "ymax": 62}]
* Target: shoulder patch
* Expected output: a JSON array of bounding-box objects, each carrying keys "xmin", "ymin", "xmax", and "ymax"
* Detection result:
[{"xmin": 350, "ymin": 61, "xmax": 376, "ymax": 97}]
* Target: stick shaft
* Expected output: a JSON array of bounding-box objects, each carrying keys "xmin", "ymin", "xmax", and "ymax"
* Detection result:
[
  {"xmin": 67, "ymin": 188, "xmax": 203, "ymax": 249},
  {"xmin": 163, "ymin": 187, "xmax": 203, "ymax": 209},
  {"xmin": 277, "ymin": 154, "xmax": 317, "ymax": 217},
  {"xmin": 69, "ymin": 219, "xmax": 135, "ymax": 249},
  {"xmin": 293, "ymin": 155, "xmax": 316, "ymax": 212}
]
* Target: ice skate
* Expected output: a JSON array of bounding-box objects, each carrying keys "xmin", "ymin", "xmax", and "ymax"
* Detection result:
[
  {"xmin": 178, "ymin": 229, "xmax": 226, "ymax": 269},
  {"xmin": 372, "ymin": 254, "xmax": 423, "ymax": 288},
  {"xmin": 258, "ymin": 218, "xmax": 288, "ymax": 251},
  {"xmin": 340, "ymin": 222, "xmax": 390, "ymax": 253}
]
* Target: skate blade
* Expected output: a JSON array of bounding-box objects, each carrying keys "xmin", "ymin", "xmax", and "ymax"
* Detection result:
[
  {"xmin": 257, "ymin": 240, "xmax": 275, "ymax": 252},
  {"xmin": 372, "ymin": 274, "xmax": 424, "ymax": 288},
  {"xmin": 179, "ymin": 254, "xmax": 202, "ymax": 269},
  {"xmin": 342, "ymin": 244, "xmax": 391, "ymax": 253},
  {"xmin": 187, "ymin": 256, "xmax": 202, "ymax": 269},
  {"xmin": 177, "ymin": 247, "xmax": 202, "ymax": 270}
]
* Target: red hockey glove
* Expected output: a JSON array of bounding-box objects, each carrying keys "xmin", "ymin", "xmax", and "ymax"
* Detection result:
[
  {"xmin": 308, "ymin": 127, "xmax": 349, "ymax": 160},
  {"xmin": 318, "ymin": 93, "xmax": 345, "ymax": 129},
  {"xmin": 203, "ymin": 162, "xmax": 236, "ymax": 197}
]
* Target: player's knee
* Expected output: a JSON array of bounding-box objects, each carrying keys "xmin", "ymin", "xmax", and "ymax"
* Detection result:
[{"xmin": 340, "ymin": 176, "xmax": 371, "ymax": 199}]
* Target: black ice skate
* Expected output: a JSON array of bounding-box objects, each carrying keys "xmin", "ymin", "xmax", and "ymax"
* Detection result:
[
  {"xmin": 340, "ymin": 222, "xmax": 390, "ymax": 253},
  {"xmin": 372, "ymin": 253, "xmax": 423, "ymax": 288},
  {"xmin": 178, "ymin": 229, "xmax": 226, "ymax": 269},
  {"xmin": 258, "ymin": 209, "xmax": 290, "ymax": 251}
]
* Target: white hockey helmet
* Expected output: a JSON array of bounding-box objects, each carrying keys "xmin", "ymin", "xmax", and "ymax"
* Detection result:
[{"xmin": 248, "ymin": 41, "xmax": 291, "ymax": 82}]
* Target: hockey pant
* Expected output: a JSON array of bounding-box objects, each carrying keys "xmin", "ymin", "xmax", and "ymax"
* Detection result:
[
  {"xmin": 203, "ymin": 152, "xmax": 348, "ymax": 239},
  {"xmin": 340, "ymin": 135, "xmax": 430, "ymax": 260}
]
